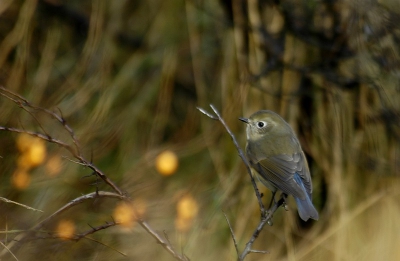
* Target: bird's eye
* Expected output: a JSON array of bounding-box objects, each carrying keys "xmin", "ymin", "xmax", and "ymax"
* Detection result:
[{"xmin": 257, "ymin": 121, "xmax": 266, "ymax": 128}]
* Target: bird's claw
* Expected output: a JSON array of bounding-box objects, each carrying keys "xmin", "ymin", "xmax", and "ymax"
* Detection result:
[
  {"xmin": 283, "ymin": 202, "xmax": 289, "ymax": 211},
  {"xmin": 280, "ymin": 193, "xmax": 288, "ymax": 211},
  {"xmin": 264, "ymin": 210, "xmax": 274, "ymax": 226}
]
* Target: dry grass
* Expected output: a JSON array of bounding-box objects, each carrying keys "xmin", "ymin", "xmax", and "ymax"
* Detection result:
[{"xmin": 0, "ymin": 0, "xmax": 399, "ymax": 260}]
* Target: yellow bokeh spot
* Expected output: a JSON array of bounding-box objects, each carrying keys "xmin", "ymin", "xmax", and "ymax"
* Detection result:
[
  {"xmin": 11, "ymin": 170, "xmax": 31, "ymax": 190},
  {"xmin": 57, "ymin": 220, "xmax": 76, "ymax": 239},
  {"xmin": 177, "ymin": 194, "xmax": 199, "ymax": 220},
  {"xmin": 155, "ymin": 150, "xmax": 178, "ymax": 176},
  {"xmin": 15, "ymin": 134, "xmax": 47, "ymax": 169},
  {"xmin": 46, "ymin": 155, "xmax": 62, "ymax": 177},
  {"xmin": 113, "ymin": 202, "xmax": 136, "ymax": 228},
  {"xmin": 175, "ymin": 194, "xmax": 199, "ymax": 232},
  {"xmin": 26, "ymin": 140, "xmax": 46, "ymax": 167}
]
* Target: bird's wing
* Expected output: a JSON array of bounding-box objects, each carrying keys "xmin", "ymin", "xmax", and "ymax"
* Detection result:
[{"xmin": 257, "ymin": 152, "xmax": 312, "ymax": 199}]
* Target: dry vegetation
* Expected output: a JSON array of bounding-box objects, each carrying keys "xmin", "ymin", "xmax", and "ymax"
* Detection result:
[{"xmin": 0, "ymin": 0, "xmax": 400, "ymax": 260}]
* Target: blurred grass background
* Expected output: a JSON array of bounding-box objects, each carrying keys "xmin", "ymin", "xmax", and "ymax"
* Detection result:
[{"xmin": 0, "ymin": 0, "xmax": 399, "ymax": 260}]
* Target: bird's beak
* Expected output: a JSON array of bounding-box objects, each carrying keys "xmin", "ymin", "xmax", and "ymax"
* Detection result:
[{"xmin": 239, "ymin": 117, "xmax": 249, "ymax": 124}]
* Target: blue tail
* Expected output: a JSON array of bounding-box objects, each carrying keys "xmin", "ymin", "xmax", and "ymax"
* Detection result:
[{"xmin": 294, "ymin": 174, "xmax": 319, "ymax": 221}]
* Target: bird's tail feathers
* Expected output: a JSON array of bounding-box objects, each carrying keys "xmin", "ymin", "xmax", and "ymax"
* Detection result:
[
  {"xmin": 295, "ymin": 196, "xmax": 319, "ymax": 221},
  {"xmin": 293, "ymin": 173, "xmax": 319, "ymax": 221}
]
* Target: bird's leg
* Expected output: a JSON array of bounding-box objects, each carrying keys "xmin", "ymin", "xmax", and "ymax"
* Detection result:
[
  {"xmin": 267, "ymin": 191, "xmax": 277, "ymax": 209},
  {"xmin": 281, "ymin": 193, "xmax": 288, "ymax": 211}
]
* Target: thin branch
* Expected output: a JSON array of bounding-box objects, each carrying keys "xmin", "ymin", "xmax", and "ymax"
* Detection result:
[
  {"xmin": 0, "ymin": 86, "xmax": 123, "ymax": 194},
  {"xmin": 24, "ymin": 229, "xmax": 127, "ymax": 258},
  {"xmin": 138, "ymin": 219, "xmax": 189, "ymax": 261},
  {"xmin": 0, "ymin": 86, "xmax": 80, "ymax": 154},
  {"xmin": 0, "ymin": 126, "xmax": 123, "ymax": 195},
  {"xmin": 72, "ymin": 221, "xmax": 120, "ymax": 241},
  {"xmin": 223, "ymin": 212, "xmax": 239, "ymax": 256},
  {"xmin": 198, "ymin": 105, "xmax": 265, "ymax": 213},
  {"xmin": 0, "ymin": 197, "xmax": 43, "ymax": 213},
  {"xmin": 0, "ymin": 87, "xmax": 187, "ymax": 261},
  {"xmin": 78, "ymin": 236, "xmax": 127, "ymax": 257},
  {"xmin": 196, "ymin": 106, "xmax": 218, "ymax": 120},
  {"xmin": 34, "ymin": 191, "xmax": 127, "ymax": 231},
  {"xmin": 238, "ymin": 195, "xmax": 285, "ymax": 261},
  {"xmin": 1, "ymin": 191, "xmax": 126, "ymax": 256},
  {"xmin": 198, "ymin": 105, "xmax": 287, "ymax": 261},
  {"xmin": 249, "ymin": 250, "xmax": 269, "ymax": 254},
  {"xmin": 0, "ymin": 126, "xmax": 75, "ymax": 155}
]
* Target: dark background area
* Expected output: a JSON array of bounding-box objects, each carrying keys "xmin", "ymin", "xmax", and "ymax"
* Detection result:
[{"xmin": 0, "ymin": 0, "xmax": 399, "ymax": 260}]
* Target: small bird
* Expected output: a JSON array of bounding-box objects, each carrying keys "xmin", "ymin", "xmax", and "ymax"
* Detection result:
[{"xmin": 240, "ymin": 110, "xmax": 319, "ymax": 221}]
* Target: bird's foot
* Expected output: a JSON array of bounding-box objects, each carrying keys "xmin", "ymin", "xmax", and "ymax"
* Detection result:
[
  {"xmin": 283, "ymin": 203, "xmax": 289, "ymax": 211},
  {"xmin": 281, "ymin": 193, "xmax": 289, "ymax": 211},
  {"xmin": 263, "ymin": 209, "xmax": 274, "ymax": 226}
]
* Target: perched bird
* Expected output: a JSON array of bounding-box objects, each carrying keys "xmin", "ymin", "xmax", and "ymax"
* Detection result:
[{"xmin": 240, "ymin": 110, "xmax": 319, "ymax": 221}]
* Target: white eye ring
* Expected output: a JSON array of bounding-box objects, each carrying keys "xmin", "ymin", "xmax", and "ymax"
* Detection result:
[{"xmin": 256, "ymin": 121, "xmax": 267, "ymax": 128}]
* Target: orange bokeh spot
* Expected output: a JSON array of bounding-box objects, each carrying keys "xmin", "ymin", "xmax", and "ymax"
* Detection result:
[
  {"xmin": 57, "ymin": 220, "xmax": 76, "ymax": 239},
  {"xmin": 11, "ymin": 170, "xmax": 31, "ymax": 190},
  {"xmin": 113, "ymin": 202, "xmax": 136, "ymax": 228},
  {"xmin": 46, "ymin": 155, "xmax": 62, "ymax": 177}
]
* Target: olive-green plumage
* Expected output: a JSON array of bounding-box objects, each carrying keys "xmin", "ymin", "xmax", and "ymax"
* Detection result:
[{"xmin": 240, "ymin": 110, "xmax": 319, "ymax": 221}]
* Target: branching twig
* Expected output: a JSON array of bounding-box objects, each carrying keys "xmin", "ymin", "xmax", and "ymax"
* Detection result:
[
  {"xmin": 2, "ymin": 191, "xmax": 126, "ymax": 254},
  {"xmin": 198, "ymin": 105, "xmax": 265, "ymax": 213},
  {"xmin": 24, "ymin": 225, "xmax": 127, "ymax": 258},
  {"xmin": 238, "ymin": 195, "xmax": 285, "ymax": 260},
  {"xmin": 223, "ymin": 212, "xmax": 239, "ymax": 256},
  {"xmin": 138, "ymin": 219, "xmax": 189, "ymax": 261},
  {"xmin": 0, "ymin": 87, "xmax": 189, "ymax": 261},
  {"xmin": 198, "ymin": 104, "xmax": 286, "ymax": 261},
  {"xmin": 72, "ymin": 221, "xmax": 120, "ymax": 241},
  {"xmin": 0, "ymin": 86, "xmax": 122, "ymax": 195},
  {"xmin": 33, "ymin": 192, "xmax": 127, "ymax": 231},
  {"xmin": 0, "ymin": 125, "xmax": 123, "ymax": 195},
  {"xmin": 0, "ymin": 86, "xmax": 80, "ymax": 154}
]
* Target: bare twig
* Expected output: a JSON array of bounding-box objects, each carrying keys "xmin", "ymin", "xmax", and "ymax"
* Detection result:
[
  {"xmin": 138, "ymin": 219, "xmax": 189, "ymax": 261},
  {"xmin": 198, "ymin": 105, "xmax": 265, "ymax": 212},
  {"xmin": 34, "ymin": 191, "xmax": 127, "ymax": 231},
  {"xmin": 0, "ymin": 126, "xmax": 74, "ymax": 154},
  {"xmin": 2, "ymin": 191, "xmax": 126, "ymax": 254},
  {"xmin": 78, "ymin": 236, "xmax": 127, "ymax": 257},
  {"xmin": 24, "ymin": 227, "xmax": 127, "ymax": 258},
  {"xmin": 0, "ymin": 86, "xmax": 80, "ymax": 154},
  {"xmin": 0, "ymin": 86, "xmax": 122, "ymax": 195},
  {"xmin": 0, "ymin": 126, "xmax": 123, "ymax": 195},
  {"xmin": 196, "ymin": 106, "xmax": 218, "ymax": 120},
  {"xmin": 249, "ymin": 250, "xmax": 269, "ymax": 254},
  {"xmin": 0, "ymin": 197, "xmax": 43, "ymax": 213},
  {"xmin": 198, "ymin": 105, "xmax": 286, "ymax": 261},
  {"xmin": 72, "ymin": 221, "xmax": 120, "ymax": 241},
  {"xmin": 223, "ymin": 212, "xmax": 239, "ymax": 256},
  {"xmin": 238, "ymin": 195, "xmax": 285, "ymax": 260},
  {"xmin": 0, "ymin": 87, "xmax": 189, "ymax": 261}
]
